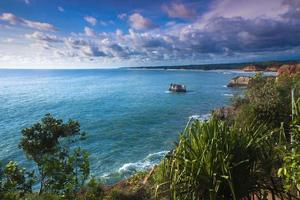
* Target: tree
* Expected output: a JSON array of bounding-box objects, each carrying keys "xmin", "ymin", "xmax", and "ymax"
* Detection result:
[
  {"xmin": 0, "ymin": 161, "xmax": 35, "ymax": 199},
  {"xmin": 19, "ymin": 113, "xmax": 89, "ymax": 195}
]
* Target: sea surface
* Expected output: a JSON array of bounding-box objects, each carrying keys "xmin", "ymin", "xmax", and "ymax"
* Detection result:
[{"xmin": 0, "ymin": 69, "xmax": 269, "ymax": 184}]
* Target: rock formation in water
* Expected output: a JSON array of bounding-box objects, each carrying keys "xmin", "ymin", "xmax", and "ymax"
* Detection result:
[
  {"xmin": 227, "ymin": 76, "xmax": 252, "ymax": 87},
  {"xmin": 169, "ymin": 83, "xmax": 187, "ymax": 92}
]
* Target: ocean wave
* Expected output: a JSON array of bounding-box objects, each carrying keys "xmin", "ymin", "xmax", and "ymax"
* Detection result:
[
  {"xmin": 222, "ymin": 85, "xmax": 227, "ymax": 88},
  {"xmin": 189, "ymin": 113, "xmax": 211, "ymax": 121},
  {"xmin": 99, "ymin": 151, "xmax": 169, "ymax": 183},
  {"xmin": 164, "ymin": 90, "xmax": 171, "ymax": 93},
  {"xmin": 223, "ymin": 93, "xmax": 234, "ymax": 97},
  {"xmin": 118, "ymin": 151, "xmax": 169, "ymax": 174}
]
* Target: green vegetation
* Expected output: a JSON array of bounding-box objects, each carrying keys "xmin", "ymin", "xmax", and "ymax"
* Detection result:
[
  {"xmin": 2, "ymin": 72, "xmax": 300, "ymax": 199},
  {"xmin": 155, "ymin": 119, "xmax": 277, "ymax": 199},
  {"xmin": 152, "ymin": 73, "xmax": 300, "ymax": 199}
]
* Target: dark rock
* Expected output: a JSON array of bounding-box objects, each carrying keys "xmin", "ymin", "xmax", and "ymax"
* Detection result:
[{"xmin": 169, "ymin": 83, "xmax": 186, "ymax": 92}]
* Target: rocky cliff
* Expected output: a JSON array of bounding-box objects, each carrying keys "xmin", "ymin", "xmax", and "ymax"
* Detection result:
[
  {"xmin": 265, "ymin": 66, "xmax": 280, "ymax": 72},
  {"xmin": 227, "ymin": 76, "xmax": 252, "ymax": 87},
  {"xmin": 242, "ymin": 65, "xmax": 263, "ymax": 72},
  {"xmin": 277, "ymin": 63, "xmax": 300, "ymax": 75}
]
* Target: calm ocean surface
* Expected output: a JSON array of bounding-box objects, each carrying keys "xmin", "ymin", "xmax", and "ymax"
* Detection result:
[{"xmin": 0, "ymin": 69, "xmax": 264, "ymax": 184}]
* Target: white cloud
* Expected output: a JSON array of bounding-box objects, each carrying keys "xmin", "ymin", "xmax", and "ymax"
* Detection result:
[
  {"xmin": 0, "ymin": 13, "xmax": 57, "ymax": 31},
  {"xmin": 203, "ymin": 0, "xmax": 288, "ymax": 21},
  {"xmin": 81, "ymin": 46, "xmax": 106, "ymax": 57},
  {"xmin": 84, "ymin": 16, "xmax": 97, "ymax": 26},
  {"xmin": 25, "ymin": 31, "xmax": 62, "ymax": 43},
  {"xmin": 84, "ymin": 27, "xmax": 95, "ymax": 37},
  {"xmin": 1, "ymin": 0, "xmax": 300, "ymax": 68},
  {"xmin": 128, "ymin": 13, "xmax": 156, "ymax": 30},
  {"xmin": 162, "ymin": 2, "xmax": 197, "ymax": 19}
]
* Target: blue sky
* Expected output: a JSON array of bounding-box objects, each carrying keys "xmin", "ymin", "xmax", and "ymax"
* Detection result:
[{"xmin": 0, "ymin": 0, "xmax": 300, "ymax": 68}]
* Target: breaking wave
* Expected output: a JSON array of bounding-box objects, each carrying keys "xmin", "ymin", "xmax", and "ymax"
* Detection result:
[
  {"xmin": 118, "ymin": 151, "xmax": 168, "ymax": 174},
  {"xmin": 189, "ymin": 113, "xmax": 212, "ymax": 121}
]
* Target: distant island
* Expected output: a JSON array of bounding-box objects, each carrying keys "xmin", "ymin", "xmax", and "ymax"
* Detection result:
[{"xmin": 128, "ymin": 60, "xmax": 300, "ymax": 73}]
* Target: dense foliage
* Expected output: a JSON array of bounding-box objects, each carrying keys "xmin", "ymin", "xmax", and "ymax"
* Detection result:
[
  {"xmin": 235, "ymin": 73, "xmax": 300, "ymax": 132},
  {"xmin": 156, "ymin": 118, "xmax": 281, "ymax": 200},
  {"xmin": 155, "ymin": 73, "xmax": 300, "ymax": 200}
]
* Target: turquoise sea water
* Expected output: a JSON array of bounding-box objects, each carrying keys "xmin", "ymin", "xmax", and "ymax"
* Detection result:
[{"xmin": 0, "ymin": 69, "xmax": 266, "ymax": 184}]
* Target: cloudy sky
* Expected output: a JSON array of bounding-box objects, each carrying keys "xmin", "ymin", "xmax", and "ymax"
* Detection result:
[{"xmin": 0, "ymin": 0, "xmax": 300, "ymax": 68}]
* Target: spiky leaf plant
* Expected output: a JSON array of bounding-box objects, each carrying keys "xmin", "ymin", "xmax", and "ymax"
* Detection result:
[{"xmin": 156, "ymin": 118, "xmax": 280, "ymax": 200}]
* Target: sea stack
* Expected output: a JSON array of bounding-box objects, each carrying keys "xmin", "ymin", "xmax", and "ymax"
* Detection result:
[{"xmin": 169, "ymin": 83, "xmax": 187, "ymax": 92}]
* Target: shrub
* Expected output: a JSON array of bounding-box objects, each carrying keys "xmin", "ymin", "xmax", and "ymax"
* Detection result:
[
  {"xmin": 235, "ymin": 73, "xmax": 300, "ymax": 133},
  {"xmin": 278, "ymin": 96, "xmax": 300, "ymax": 197}
]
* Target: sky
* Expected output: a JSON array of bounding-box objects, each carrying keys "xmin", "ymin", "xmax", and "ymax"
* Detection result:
[{"xmin": 0, "ymin": 0, "xmax": 300, "ymax": 68}]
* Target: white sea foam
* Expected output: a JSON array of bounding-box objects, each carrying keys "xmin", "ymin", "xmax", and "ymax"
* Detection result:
[
  {"xmin": 189, "ymin": 114, "xmax": 200, "ymax": 119},
  {"xmin": 222, "ymin": 85, "xmax": 227, "ymax": 88},
  {"xmin": 189, "ymin": 113, "xmax": 211, "ymax": 121},
  {"xmin": 164, "ymin": 90, "xmax": 171, "ymax": 93},
  {"xmin": 223, "ymin": 93, "xmax": 234, "ymax": 97},
  {"xmin": 118, "ymin": 151, "xmax": 169, "ymax": 174}
]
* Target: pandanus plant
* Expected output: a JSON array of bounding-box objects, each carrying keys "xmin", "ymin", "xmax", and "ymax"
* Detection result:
[{"xmin": 156, "ymin": 117, "xmax": 283, "ymax": 200}]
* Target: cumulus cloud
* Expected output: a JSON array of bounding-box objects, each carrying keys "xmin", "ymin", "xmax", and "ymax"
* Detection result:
[
  {"xmin": 84, "ymin": 27, "xmax": 95, "ymax": 37},
  {"xmin": 81, "ymin": 46, "xmax": 106, "ymax": 57},
  {"xmin": 128, "ymin": 13, "xmax": 156, "ymax": 30},
  {"xmin": 25, "ymin": 31, "xmax": 62, "ymax": 43},
  {"xmin": 162, "ymin": 2, "xmax": 197, "ymax": 19},
  {"xmin": 84, "ymin": 16, "xmax": 97, "ymax": 26},
  {"xmin": 0, "ymin": 12, "xmax": 56, "ymax": 31},
  {"xmin": 202, "ymin": 0, "xmax": 288, "ymax": 20},
  {"xmin": 3, "ymin": 0, "xmax": 300, "ymax": 67}
]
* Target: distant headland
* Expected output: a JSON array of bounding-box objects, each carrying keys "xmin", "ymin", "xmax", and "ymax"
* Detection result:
[{"xmin": 128, "ymin": 60, "xmax": 300, "ymax": 73}]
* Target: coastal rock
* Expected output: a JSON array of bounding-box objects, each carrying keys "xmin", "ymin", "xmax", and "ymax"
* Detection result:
[
  {"xmin": 169, "ymin": 83, "xmax": 187, "ymax": 92},
  {"xmin": 242, "ymin": 65, "xmax": 263, "ymax": 72},
  {"xmin": 212, "ymin": 106, "xmax": 235, "ymax": 120},
  {"xmin": 265, "ymin": 66, "xmax": 280, "ymax": 72},
  {"xmin": 277, "ymin": 63, "xmax": 300, "ymax": 75},
  {"xmin": 227, "ymin": 76, "xmax": 252, "ymax": 87}
]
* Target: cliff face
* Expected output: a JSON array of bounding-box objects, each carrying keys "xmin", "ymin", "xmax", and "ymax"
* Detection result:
[
  {"xmin": 243, "ymin": 65, "xmax": 263, "ymax": 72},
  {"xmin": 265, "ymin": 66, "xmax": 280, "ymax": 72},
  {"xmin": 277, "ymin": 64, "xmax": 300, "ymax": 75},
  {"xmin": 227, "ymin": 76, "xmax": 252, "ymax": 87}
]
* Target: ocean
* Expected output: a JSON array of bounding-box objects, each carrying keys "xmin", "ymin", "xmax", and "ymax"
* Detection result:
[{"xmin": 0, "ymin": 69, "xmax": 265, "ymax": 184}]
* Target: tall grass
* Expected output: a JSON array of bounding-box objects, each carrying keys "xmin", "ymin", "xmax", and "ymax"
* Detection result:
[{"xmin": 156, "ymin": 118, "xmax": 283, "ymax": 200}]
